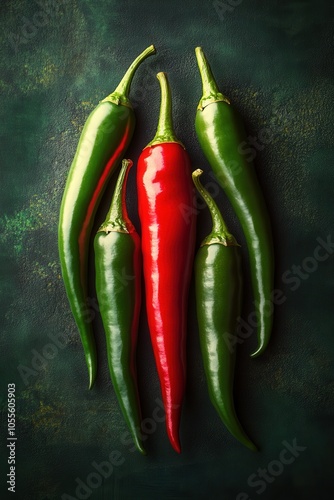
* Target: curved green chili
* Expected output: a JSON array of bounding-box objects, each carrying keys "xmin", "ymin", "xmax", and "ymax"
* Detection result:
[
  {"xmin": 94, "ymin": 159, "xmax": 144, "ymax": 454},
  {"xmin": 193, "ymin": 169, "xmax": 257, "ymax": 451},
  {"xmin": 58, "ymin": 45, "xmax": 155, "ymax": 388},
  {"xmin": 194, "ymin": 47, "xmax": 274, "ymax": 357}
]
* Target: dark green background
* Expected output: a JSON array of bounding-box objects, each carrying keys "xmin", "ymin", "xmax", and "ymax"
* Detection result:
[{"xmin": 1, "ymin": 0, "xmax": 333, "ymax": 498}]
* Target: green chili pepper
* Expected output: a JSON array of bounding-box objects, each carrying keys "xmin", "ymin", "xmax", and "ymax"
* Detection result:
[
  {"xmin": 58, "ymin": 45, "xmax": 155, "ymax": 389},
  {"xmin": 94, "ymin": 159, "xmax": 144, "ymax": 454},
  {"xmin": 194, "ymin": 47, "xmax": 274, "ymax": 357},
  {"xmin": 192, "ymin": 169, "xmax": 257, "ymax": 451}
]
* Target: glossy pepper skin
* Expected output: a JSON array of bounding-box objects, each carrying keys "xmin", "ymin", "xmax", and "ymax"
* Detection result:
[
  {"xmin": 194, "ymin": 47, "xmax": 274, "ymax": 357},
  {"xmin": 137, "ymin": 72, "xmax": 196, "ymax": 453},
  {"xmin": 94, "ymin": 159, "xmax": 144, "ymax": 455},
  {"xmin": 58, "ymin": 45, "xmax": 155, "ymax": 388},
  {"xmin": 193, "ymin": 169, "xmax": 257, "ymax": 451}
]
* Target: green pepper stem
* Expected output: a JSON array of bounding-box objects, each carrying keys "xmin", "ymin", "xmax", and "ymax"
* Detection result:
[
  {"xmin": 146, "ymin": 72, "xmax": 184, "ymax": 147},
  {"xmin": 195, "ymin": 47, "xmax": 230, "ymax": 110},
  {"xmin": 102, "ymin": 45, "xmax": 156, "ymax": 107},
  {"xmin": 98, "ymin": 159, "xmax": 134, "ymax": 233},
  {"xmin": 192, "ymin": 169, "xmax": 238, "ymax": 247}
]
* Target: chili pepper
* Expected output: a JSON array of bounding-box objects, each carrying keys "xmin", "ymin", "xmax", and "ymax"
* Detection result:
[
  {"xmin": 194, "ymin": 47, "xmax": 274, "ymax": 357},
  {"xmin": 94, "ymin": 158, "xmax": 144, "ymax": 454},
  {"xmin": 192, "ymin": 168, "xmax": 257, "ymax": 451},
  {"xmin": 58, "ymin": 45, "xmax": 155, "ymax": 388},
  {"xmin": 136, "ymin": 72, "xmax": 196, "ymax": 453}
]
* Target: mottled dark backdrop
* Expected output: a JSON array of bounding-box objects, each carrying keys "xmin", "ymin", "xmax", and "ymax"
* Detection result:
[{"xmin": 0, "ymin": 0, "xmax": 333, "ymax": 499}]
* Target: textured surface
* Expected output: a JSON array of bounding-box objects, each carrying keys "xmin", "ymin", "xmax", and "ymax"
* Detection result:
[{"xmin": 0, "ymin": 0, "xmax": 333, "ymax": 498}]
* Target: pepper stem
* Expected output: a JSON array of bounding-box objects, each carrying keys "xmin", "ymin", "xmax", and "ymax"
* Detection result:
[
  {"xmin": 192, "ymin": 169, "xmax": 238, "ymax": 247},
  {"xmin": 102, "ymin": 45, "xmax": 156, "ymax": 107},
  {"xmin": 195, "ymin": 47, "xmax": 230, "ymax": 110},
  {"xmin": 98, "ymin": 159, "xmax": 134, "ymax": 234},
  {"xmin": 146, "ymin": 72, "xmax": 184, "ymax": 148}
]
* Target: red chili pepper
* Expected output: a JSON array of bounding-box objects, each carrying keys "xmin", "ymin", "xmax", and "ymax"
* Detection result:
[{"xmin": 137, "ymin": 72, "xmax": 196, "ymax": 453}]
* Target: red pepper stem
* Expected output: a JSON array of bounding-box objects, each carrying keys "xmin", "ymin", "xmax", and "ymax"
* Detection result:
[
  {"xmin": 195, "ymin": 47, "xmax": 230, "ymax": 110},
  {"xmin": 102, "ymin": 45, "xmax": 156, "ymax": 107},
  {"xmin": 98, "ymin": 159, "xmax": 134, "ymax": 234},
  {"xmin": 146, "ymin": 72, "xmax": 184, "ymax": 148},
  {"xmin": 192, "ymin": 169, "xmax": 238, "ymax": 247}
]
